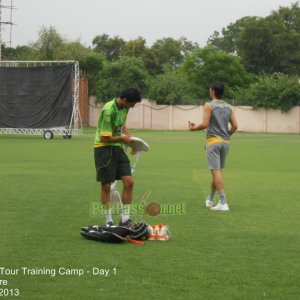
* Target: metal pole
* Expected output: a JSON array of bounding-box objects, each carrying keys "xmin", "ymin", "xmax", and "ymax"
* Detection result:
[
  {"xmin": 9, "ymin": 0, "xmax": 12, "ymax": 47},
  {"xmin": 0, "ymin": 0, "xmax": 2, "ymax": 61}
]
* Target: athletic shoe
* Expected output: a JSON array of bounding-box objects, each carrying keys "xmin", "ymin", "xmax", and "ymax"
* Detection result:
[
  {"xmin": 106, "ymin": 221, "xmax": 114, "ymax": 227},
  {"xmin": 147, "ymin": 225, "xmax": 156, "ymax": 240},
  {"xmin": 210, "ymin": 203, "xmax": 230, "ymax": 211},
  {"xmin": 205, "ymin": 198, "xmax": 214, "ymax": 208},
  {"xmin": 156, "ymin": 224, "xmax": 169, "ymax": 241}
]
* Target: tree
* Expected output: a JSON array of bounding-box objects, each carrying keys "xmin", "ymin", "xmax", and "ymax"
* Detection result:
[
  {"xmin": 1, "ymin": 44, "xmax": 38, "ymax": 60},
  {"xmin": 269, "ymin": 2, "xmax": 300, "ymax": 32},
  {"xmin": 209, "ymin": 3, "xmax": 300, "ymax": 75},
  {"xmin": 234, "ymin": 73, "xmax": 300, "ymax": 112},
  {"xmin": 80, "ymin": 52, "xmax": 106, "ymax": 96},
  {"xmin": 179, "ymin": 37, "xmax": 199, "ymax": 55},
  {"xmin": 93, "ymin": 56, "xmax": 150, "ymax": 100},
  {"xmin": 32, "ymin": 26, "xmax": 64, "ymax": 60},
  {"xmin": 143, "ymin": 37, "xmax": 196, "ymax": 75},
  {"xmin": 120, "ymin": 37, "xmax": 147, "ymax": 58},
  {"xmin": 238, "ymin": 14, "xmax": 300, "ymax": 74},
  {"xmin": 92, "ymin": 34, "xmax": 126, "ymax": 61},
  {"xmin": 207, "ymin": 16, "xmax": 258, "ymax": 54},
  {"xmin": 267, "ymin": 2, "xmax": 300, "ymax": 74},
  {"xmin": 181, "ymin": 46, "xmax": 253, "ymax": 100},
  {"xmin": 80, "ymin": 51, "xmax": 105, "ymax": 73},
  {"xmin": 147, "ymin": 66, "xmax": 195, "ymax": 104},
  {"xmin": 238, "ymin": 18, "xmax": 285, "ymax": 74},
  {"xmin": 53, "ymin": 40, "xmax": 91, "ymax": 61}
]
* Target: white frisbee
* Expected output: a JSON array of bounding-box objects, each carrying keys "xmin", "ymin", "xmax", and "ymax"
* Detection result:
[{"xmin": 128, "ymin": 137, "xmax": 149, "ymax": 152}]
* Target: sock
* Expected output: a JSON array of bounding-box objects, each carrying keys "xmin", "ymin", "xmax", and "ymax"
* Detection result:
[
  {"xmin": 105, "ymin": 207, "xmax": 113, "ymax": 224},
  {"xmin": 121, "ymin": 204, "xmax": 131, "ymax": 223},
  {"xmin": 209, "ymin": 188, "xmax": 216, "ymax": 201},
  {"xmin": 218, "ymin": 190, "xmax": 227, "ymax": 205}
]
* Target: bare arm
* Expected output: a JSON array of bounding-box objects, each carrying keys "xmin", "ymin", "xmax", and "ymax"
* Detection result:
[
  {"xmin": 188, "ymin": 102, "xmax": 211, "ymax": 131},
  {"xmin": 122, "ymin": 125, "xmax": 131, "ymax": 137},
  {"xmin": 229, "ymin": 109, "xmax": 238, "ymax": 136}
]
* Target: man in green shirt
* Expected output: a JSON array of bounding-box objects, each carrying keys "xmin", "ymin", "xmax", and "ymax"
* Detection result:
[{"xmin": 94, "ymin": 87, "xmax": 142, "ymax": 226}]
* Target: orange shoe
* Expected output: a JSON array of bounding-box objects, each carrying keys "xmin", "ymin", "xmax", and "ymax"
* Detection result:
[
  {"xmin": 148, "ymin": 225, "xmax": 156, "ymax": 240},
  {"xmin": 156, "ymin": 224, "xmax": 169, "ymax": 241}
]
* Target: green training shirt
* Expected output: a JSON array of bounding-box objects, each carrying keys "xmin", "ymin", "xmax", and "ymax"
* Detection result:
[{"xmin": 94, "ymin": 99, "xmax": 129, "ymax": 148}]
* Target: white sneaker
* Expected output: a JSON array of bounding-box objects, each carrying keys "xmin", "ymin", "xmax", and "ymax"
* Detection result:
[
  {"xmin": 156, "ymin": 224, "xmax": 169, "ymax": 241},
  {"xmin": 210, "ymin": 203, "xmax": 229, "ymax": 211},
  {"xmin": 205, "ymin": 198, "xmax": 214, "ymax": 208},
  {"xmin": 147, "ymin": 225, "xmax": 156, "ymax": 240}
]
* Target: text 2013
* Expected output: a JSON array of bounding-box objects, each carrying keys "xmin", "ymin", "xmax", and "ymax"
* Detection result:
[{"xmin": 0, "ymin": 289, "xmax": 20, "ymax": 297}]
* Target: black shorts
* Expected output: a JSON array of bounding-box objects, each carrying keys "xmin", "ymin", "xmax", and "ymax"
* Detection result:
[{"xmin": 94, "ymin": 146, "xmax": 132, "ymax": 183}]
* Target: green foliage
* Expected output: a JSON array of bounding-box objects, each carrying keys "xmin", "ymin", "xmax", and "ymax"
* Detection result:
[
  {"xmin": 270, "ymin": 2, "xmax": 300, "ymax": 32},
  {"xmin": 93, "ymin": 56, "xmax": 150, "ymax": 101},
  {"xmin": 2, "ymin": 2, "xmax": 300, "ymax": 108},
  {"xmin": 234, "ymin": 73, "xmax": 300, "ymax": 111},
  {"xmin": 181, "ymin": 46, "xmax": 253, "ymax": 99},
  {"xmin": 143, "ymin": 37, "xmax": 198, "ymax": 76},
  {"xmin": 1, "ymin": 44, "xmax": 39, "ymax": 60},
  {"xmin": 91, "ymin": 35, "xmax": 198, "ymax": 77},
  {"xmin": 120, "ymin": 36, "xmax": 147, "ymax": 58},
  {"xmin": 147, "ymin": 67, "xmax": 195, "ymax": 104},
  {"xmin": 52, "ymin": 40, "xmax": 91, "ymax": 61},
  {"xmin": 30, "ymin": 26, "xmax": 93, "ymax": 63},
  {"xmin": 207, "ymin": 16, "xmax": 258, "ymax": 54},
  {"xmin": 32, "ymin": 25, "xmax": 64, "ymax": 60},
  {"xmin": 92, "ymin": 34, "xmax": 126, "ymax": 61},
  {"xmin": 148, "ymin": 38, "xmax": 185, "ymax": 74},
  {"xmin": 80, "ymin": 52, "xmax": 107, "ymax": 95},
  {"xmin": 238, "ymin": 16, "xmax": 300, "ymax": 74},
  {"xmin": 208, "ymin": 2, "xmax": 300, "ymax": 75},
  {"xmin": 80, "ymin": 51, "xmax": 105, "ymax": 73}
]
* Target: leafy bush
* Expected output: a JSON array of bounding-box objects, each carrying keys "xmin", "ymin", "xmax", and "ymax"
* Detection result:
[
  {"xmin": 181, "ymin": 46, "xmax": 253, "ymax": 100},
  {"xmin": 147, "ymin": 67, "xmax": 196, "ymax": 104},
  {"xmin": 235, "ymin": 73, "xmax": 300, "ymax": 112},
  {"xmin": 93, "ymin": 56, "xmax": 150, "ymax": 101}
]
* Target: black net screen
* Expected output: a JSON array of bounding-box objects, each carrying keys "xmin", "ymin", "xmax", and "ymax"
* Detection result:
[{"xmin": 0, "ymin": 64, "xmax": 73, "ymax": 128}]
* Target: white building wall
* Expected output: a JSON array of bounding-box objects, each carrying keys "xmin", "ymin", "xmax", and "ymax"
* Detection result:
[{"xmin": 89, "ymin": 97, "xmax": 300, "ymax": 134}]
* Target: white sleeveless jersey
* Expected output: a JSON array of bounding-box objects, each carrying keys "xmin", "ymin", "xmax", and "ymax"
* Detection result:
[{"xmin": 207, "ymin": 100, "xmax": 232, "ymax": 141}]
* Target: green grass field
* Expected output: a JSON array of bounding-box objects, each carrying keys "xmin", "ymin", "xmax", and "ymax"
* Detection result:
[{"xmin": 1, "ymin": 129, "xmax": 300, "ymax": 300}]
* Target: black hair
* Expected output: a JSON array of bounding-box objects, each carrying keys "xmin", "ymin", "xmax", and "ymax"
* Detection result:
[
  {"xmin": 210, "ymin": 81, "xmax": 224, "ymax": 99},
  {"xmin": 120, "ymin": 87, "xmax": 142, "ymax": 103}
]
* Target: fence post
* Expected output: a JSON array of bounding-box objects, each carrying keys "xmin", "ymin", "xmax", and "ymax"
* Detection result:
[{"xmin": 169, "ymin": 105, "xmax": 173, "ymax": 130}]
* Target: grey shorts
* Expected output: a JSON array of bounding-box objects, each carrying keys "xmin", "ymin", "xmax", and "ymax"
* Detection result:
[{"xmin": 206, "ymin": 142, "xmax": 230, "ymax": 170}]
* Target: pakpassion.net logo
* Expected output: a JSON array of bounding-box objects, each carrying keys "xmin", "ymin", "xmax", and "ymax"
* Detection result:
[{"xmin": 90, "ymin": 201, "xmax": 186, "ymax": 217}]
